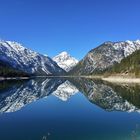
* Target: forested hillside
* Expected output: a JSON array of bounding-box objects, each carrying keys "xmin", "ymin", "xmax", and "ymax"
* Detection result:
[
  {"xmin": 103, "ymin": 50, "xmax": 140, "ymax": 77},
  {"xmin": 0, "ymin": 61, "xmax": 29, "ymax": 77}
]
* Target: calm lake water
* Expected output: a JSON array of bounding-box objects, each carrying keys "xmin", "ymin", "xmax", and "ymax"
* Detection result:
[{"xmin": 0, "ymin": 77, "xmax": 140, "ymax": 140}]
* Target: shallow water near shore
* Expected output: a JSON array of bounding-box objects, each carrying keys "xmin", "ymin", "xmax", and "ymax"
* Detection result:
[{"xmin": 0, "ymin": 77, "xmax": 140, "ymax": 140}]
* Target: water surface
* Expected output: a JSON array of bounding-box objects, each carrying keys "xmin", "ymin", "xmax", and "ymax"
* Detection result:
[{"xmin": 0, "ymin": 78, "xmax": 140, "ymax": 140}]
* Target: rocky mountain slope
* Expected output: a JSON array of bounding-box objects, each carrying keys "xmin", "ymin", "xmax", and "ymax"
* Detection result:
[
  {"xmin": 53, "ymin": 51, "xmax": 78, "ymax": 72},
  {"xmin": 0, "ymin": 40, "xmax": 65, "ymax": 76},
  {"xmin": 69, "ymin": 40, "xmax": 140, "ymax": 75}
]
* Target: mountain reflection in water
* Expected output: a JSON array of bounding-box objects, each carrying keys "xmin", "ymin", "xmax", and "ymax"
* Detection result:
[{"xmin": 0, "ymin": 77, "xmax": 140, "ymax": 113}]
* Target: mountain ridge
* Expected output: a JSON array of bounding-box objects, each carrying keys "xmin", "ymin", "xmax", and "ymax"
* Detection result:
[
  {"xmin": 69, "ymin": 40, "xmax": 140, "ymax": 75},
  {"xmin": 0, "ymin": 40, "xmax": 65, "ymax": 76},
  {"xmin": 0, "ymin": 39, "xmax": 140, "ymax": 77}
]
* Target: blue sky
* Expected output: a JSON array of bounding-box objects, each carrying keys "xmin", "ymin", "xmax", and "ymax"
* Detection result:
[{"xmin": 0, "ymin": 0, "xmax": 140, "ymax": 60}]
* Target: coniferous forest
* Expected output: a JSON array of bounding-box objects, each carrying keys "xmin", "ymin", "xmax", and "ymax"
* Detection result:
[
  {"xmin": 103, "ymin": 50, "xmax": 140, "ymax": 77},
  {"xmin": 0, "ymin": 61, "xmax": 29, "ymax": 77}
]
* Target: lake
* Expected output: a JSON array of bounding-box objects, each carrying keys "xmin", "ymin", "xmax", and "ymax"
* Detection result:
[{"xmin": 0, "ymin": 77, "xmax": 140, "ymax": 140}]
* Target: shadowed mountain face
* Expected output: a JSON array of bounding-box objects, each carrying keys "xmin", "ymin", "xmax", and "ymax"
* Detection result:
[{"xmin": 0, "ymin": 78, "xmax": 140, "ymax": 113}]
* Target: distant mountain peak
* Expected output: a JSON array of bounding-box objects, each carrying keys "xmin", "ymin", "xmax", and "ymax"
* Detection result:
[
  {"xmin": 53, "ymin": 51, "xmax": 78, "ymax": 72},
  {"xmin": 59, "ymin": 51, "xmax": 69, "ymax": 56}
]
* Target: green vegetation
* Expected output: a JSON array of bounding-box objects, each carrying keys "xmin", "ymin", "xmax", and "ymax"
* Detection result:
[
  {"xmin": 102, "ymin": 50, "xmax": 140, "ymax": 77},
  {"xmin": 0, "ymin": 61, "xmax": 29, "ymax": 77}
]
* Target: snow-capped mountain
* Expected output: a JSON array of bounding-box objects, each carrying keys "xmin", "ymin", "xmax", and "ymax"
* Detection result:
[
  {"xmin": 0, "ymin": 40, "xmax": 65, "ymax": 75},
  {"xmin": 52, "ymin": 80, "xmax": 79, "ymax": 101},
  {"xmin": 53, "ymin": 51, "xmax": 78, "ymax": 72},
  {"xmin": 69, "ymin": 40, "xmax": 140, "ymax": 75}
]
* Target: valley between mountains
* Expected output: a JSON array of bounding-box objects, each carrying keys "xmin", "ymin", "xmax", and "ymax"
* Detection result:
[{"xmin": 0, "ymin": 39, "xmax": 140, "ymax": 82}]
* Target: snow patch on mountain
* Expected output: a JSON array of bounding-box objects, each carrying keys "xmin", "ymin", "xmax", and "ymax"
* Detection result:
[{"xmin": 111, "ymin": 40, "xmax": 140, "ymax": 57}]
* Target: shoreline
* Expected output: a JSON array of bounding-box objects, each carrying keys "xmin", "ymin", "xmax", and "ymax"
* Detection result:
[
  {"xmin": 0, "ymin": 75, "xmax": 140, "ymax": 84},
  {"xmin": 0, "ymin": 77, "xmax": 30, "ymax": 81},
  {"xmin": 102, "ymin": 77, "xmax": 140, "ymax": 84},
  {"xmin": 62, "ymin": 75, "xmax": 140, "ymax": 84}
]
